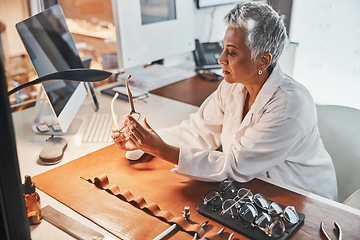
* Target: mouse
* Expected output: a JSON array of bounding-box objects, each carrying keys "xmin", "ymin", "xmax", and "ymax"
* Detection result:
[
  {"xmin": 39, "ymin": 135, "xmax": 68, "ymax": 165},
  {"xmin": 125, "ymin": 150, "xmax": 144, "ymax": 161}
]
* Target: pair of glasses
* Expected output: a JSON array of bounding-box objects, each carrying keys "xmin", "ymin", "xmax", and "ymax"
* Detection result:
[
  {"xmin": 250, "ymin": 205, "xmax": 299, "ymax": 238},
  {"xmin": 221, "ymin": 188, "xmax": 284, "ymax": 216},
  {"xmin": 220, "ymin": 188, "xmax": 253, "ymax": 216},
  {"xmin": 218, "ymin": 178, "xmax": 238, "ymax": 196},
  {"xmin": 202, "ymin": 178, "xmax": 238, "ymax": 211},
  {"xmin": 111, "ymin": 75, "xmax": 141, "ymax": 132},
  {"xmin": 221, "ymin": 189, "xmax": 299, "ymax": 238}
]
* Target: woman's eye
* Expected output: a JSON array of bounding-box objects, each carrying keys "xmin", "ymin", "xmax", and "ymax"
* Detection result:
[{"xmin": 227, "ymin": 51, "xmax": 235, "ymax": 56}]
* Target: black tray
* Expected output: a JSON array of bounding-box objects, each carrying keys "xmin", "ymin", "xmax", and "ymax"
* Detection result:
[{"xmin": 197, "ymin": 195, "xmax": 305, "ymax": 240}]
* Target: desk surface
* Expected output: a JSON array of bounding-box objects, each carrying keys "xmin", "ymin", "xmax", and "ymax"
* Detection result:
[
  {"xmin": 13, "ymin": 76, "xmax": 360, "ymax": 240},
  {"xmin": 14, "ymin": 82, "xmax": 198, "ymax": 240},
  {"xmin": 150, "ymin": 74, "xmax": 222, "ymax": 107}
]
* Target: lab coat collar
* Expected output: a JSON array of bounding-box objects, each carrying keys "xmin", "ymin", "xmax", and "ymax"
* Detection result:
[
  {"xmin": 249, "ymin": 64, "xmax": 284, "ymax": 115},
  {"xmin": 232, "ymin": 64, "xmax": 284, "ymax": 129}
]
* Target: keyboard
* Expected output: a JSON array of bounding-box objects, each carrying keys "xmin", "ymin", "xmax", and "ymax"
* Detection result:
[{"xmin": 83, "ymin": 113, "xmax": 119, "ymax": 143}]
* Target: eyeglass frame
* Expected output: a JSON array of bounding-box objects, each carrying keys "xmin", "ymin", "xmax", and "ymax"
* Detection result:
[
  {"xmin": 250, "ymin": 205, "xmax": 299, "ymax": 238},
  {"xmin": 202, "ymin": 178, "xmax": 239, "ymax": 211},
  {"xmin": 223, "ymin": 198, "xmax": 297, "ymax": 238},
  {"xmin": 111, "ymin": 74, "xmax": 141, "ymax": 132},
  {"xmin": 221, "ymin": 188, "xmax": 285, "ymax": 216},
  {"xmin": 220, "ymin": 188, "xmax": 253, "ymax": 215},
  {"xmin": 214, "ymin": 184, "xmax": 299, "ymax": 238}
]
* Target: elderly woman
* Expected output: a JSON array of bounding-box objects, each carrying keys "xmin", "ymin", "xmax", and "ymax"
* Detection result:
[{"xmin": 112, "ymin": 2, "xmax": 338, "ymax": 200}]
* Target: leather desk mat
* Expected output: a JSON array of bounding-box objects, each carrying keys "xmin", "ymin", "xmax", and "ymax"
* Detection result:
[{"xmin": 33, "ymin": 144, "xmax": 360, "ymax": 240}]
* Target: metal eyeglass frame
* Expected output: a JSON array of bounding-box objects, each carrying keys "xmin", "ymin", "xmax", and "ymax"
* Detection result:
[
  {"xmin": 219, "ymin": 187, "xmax": 299, "ymax": 238},
  {"xmin": 111, "ymin": 75, "xmax": 141, "ymax": 132}
]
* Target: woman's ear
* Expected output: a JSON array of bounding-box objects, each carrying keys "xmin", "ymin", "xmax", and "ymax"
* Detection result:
[{"xmin": 259, "ymin": 53, "xmax": 272, "ymax": 72}]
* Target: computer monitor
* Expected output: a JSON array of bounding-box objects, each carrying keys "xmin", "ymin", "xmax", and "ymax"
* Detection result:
[
  {"xmin": 16, "ymin": 5, "xmax": 87, "ymax": 133},
  {"xmin": 112, "ymin": 0, "xmax": 195, "ymax": 70},
  {"xmin": 196, "ymin": 0, "xmax": 239, "ymax": 9}
]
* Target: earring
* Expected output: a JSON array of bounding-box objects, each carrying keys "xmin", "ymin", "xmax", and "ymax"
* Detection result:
[{"xmin": 258, "ymin": 69, "xmax": 263, "ymax": 75}]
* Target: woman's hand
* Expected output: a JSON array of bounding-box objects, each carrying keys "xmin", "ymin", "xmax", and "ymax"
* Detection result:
[
  {"xmin": 123, "ymin": 115, "xmax": 180, "ymax": 164},
  {"xmin": 111, "ymin": 127, "xmax": 138, "ymax": 151}
]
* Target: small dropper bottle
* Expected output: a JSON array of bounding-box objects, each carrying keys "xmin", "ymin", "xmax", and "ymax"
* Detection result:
[{"xmin": 23, "ymin": 175, "xmax": 43, "ymax": 225}]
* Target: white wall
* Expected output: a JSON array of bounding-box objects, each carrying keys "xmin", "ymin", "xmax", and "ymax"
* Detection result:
[
  {"xmin": 290, "ymin": 0, "xmax": 360, "ymax": 110},
  {"xmin": 164, "ymin": 3, "xmax": 237, "ymax": 67},
  {"xmin": 194, "ymin": 1, "xmax": 360, "ymax": 110},
  {"xmin": 193, "ymin": 4, "xmax": 237, "ymax": 43}
]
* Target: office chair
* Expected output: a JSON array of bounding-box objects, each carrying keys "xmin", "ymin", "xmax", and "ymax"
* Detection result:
[{"xmin": 317, "ymin": 104, "xmax": 360, "ymax": 209}]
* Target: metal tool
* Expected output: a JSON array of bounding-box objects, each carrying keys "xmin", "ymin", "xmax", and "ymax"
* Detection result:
[
  {"xmin": 199, "ymin": 227, "xmax": 225, "ymax": 240},
  {"xmin": 197, "ymin": 220, "xmax": 209, "ymax": 238},
  {"xmin": 228, "ymin": 232, "xmax": 234, "ymax": 240},
  {"xmin": 153, "ymin": 223, "xmax": 177, "ymax": 240},
  {"xmin": 154, "ymin": 208, "xmax": 208, "ymax": 240},
  {"xmin": 182, "ymin": 206, "xmax": 190, "ymax": 220},
  {"xmin": 192, "ymin": 220, "xmax": 209, "ymax": 239},
  {"xmin": 320, "ymin": 222, "xmax": 343, "ymax": 240}
]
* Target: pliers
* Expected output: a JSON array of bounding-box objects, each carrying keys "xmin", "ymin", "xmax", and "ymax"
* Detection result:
[{"xmin": 320, "ymin": 222, "xmax": 343, "ymax": 240}]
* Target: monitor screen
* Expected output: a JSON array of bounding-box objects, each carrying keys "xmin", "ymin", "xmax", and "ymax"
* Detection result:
[
  {"xmin": 141, "ymin": 0, "xmax": 176, "ymax": 25},
  {"xmin": 196, "ymin": 0, "xmax": 239, "ymax": 9},
  {"xmin": 112, "ymin": 0, "xmax": 195, "ymax": 69},
  {"xmin": 16, "ymin": 5, "xmax": 87, "ymax": 133}
]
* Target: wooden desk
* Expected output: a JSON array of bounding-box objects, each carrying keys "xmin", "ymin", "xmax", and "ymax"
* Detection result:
[
  {"xmin": 151, "ymin": 74, "xmax": 222, "ymax": 107},
  {"xmin": 33, "ymin": 144, "xmax": 360, "ymax": 240},
  {"xmin": 147, "ymin": 74, "xmax": 360, "ymax": 239},
  {"xmin": 15, "ymin": 78, "xmax": 360, "ymax": 239}
]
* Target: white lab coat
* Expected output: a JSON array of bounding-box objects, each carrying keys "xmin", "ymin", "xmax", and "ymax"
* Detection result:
[{"xmin": 157, "ymin": 64, "xmax": 338, "ymax": 200}]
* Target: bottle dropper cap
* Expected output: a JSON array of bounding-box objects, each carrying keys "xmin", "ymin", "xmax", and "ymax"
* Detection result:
[{"xmin": 23, "ymin": 175, "xmax": 35, "ymax": 194}]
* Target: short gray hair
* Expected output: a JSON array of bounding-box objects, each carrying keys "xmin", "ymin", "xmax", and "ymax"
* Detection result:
[{"xmin": 224, "ymin": 1, "xmax": 288, "ymax": 71}]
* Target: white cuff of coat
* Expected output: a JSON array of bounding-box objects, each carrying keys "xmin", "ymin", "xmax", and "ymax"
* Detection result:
[
  {"xmin": 170, "ymin": 148, "xmax": 213, "ymax": 182},
  {"xmin": 172, "ymin": 147, "xmax": 193, "ymax": 174}
]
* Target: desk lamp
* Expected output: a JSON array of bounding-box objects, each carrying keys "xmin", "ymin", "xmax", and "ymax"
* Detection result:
[{"xmin": 8, "ymin": 68, "xmax": 112, "ymax": 96}]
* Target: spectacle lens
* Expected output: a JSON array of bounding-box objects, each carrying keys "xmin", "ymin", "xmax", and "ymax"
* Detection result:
[
  {"xmin": 221, "ymin": 199, "xmax": 240, "ymax": 218},
  {"xmin": 239, "ymin": 202, "xmax": 258, "ymax": 223},
  {"xmin": 283, "ymin": 206, "xmax": 299, "ymax": 225},
  {"xmin": 268, "ymin": 201, "xmax": 283, "ymax": 216},
  {"xmin": 253, "ymin": 193, "xmax": 270, "ymax": 210},
  {"xmin": 237, "ymin": 188, "xmax": 253, "ymax": 202},
  {"xmin": 254, "ymin": 212, "xmax": 271, "ymax": 228},
  {"xmin": 219, "ymin": 178, "xmax": 237, "ymax": 196},
  {"xmin": 203, "ymin": 190, "xmax": 222, "ymax": 211},
  {"xmin": 268, "ymin": 218, "xmax": 285, "ymax": 238}
]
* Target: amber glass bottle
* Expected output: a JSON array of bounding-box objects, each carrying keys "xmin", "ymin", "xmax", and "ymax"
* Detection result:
[{"xmin": 23, "ymin": 175, "xmax": 43, "ymax": 225}]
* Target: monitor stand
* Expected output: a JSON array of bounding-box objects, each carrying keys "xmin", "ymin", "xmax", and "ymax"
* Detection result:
[{"xmin": 31, "ymin": 87, "xmax": 82, "ymax": 135}]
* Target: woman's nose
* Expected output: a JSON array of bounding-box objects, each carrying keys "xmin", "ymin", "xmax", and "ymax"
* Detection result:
[{"xmin": 217, "ymin": 51, "xmax": 226, "ymax": 65}]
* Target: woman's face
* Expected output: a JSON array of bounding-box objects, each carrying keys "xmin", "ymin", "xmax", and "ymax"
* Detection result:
[{"xmin": 218, "ymin": 26, "xmax": 260, "ymax": 85}]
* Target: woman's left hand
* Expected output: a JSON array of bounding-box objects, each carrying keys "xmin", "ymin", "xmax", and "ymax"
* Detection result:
[
  {"xmin": 124, "ymin": 115, "xmax": 180, "ymax": 164},
  {"xmin": 124, "ymin": 115, "xmax": 165, "ymax": 156}
]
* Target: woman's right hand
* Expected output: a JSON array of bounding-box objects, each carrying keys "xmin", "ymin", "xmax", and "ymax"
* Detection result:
[{"xmin": 111, "ymin": 128, "xmax": 139, "ymax": 151}]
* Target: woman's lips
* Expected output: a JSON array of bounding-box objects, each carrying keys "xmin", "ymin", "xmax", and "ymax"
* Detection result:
[{"xmin": 222, "ymin": 70, "xmax": 230, "ymax": 75}]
